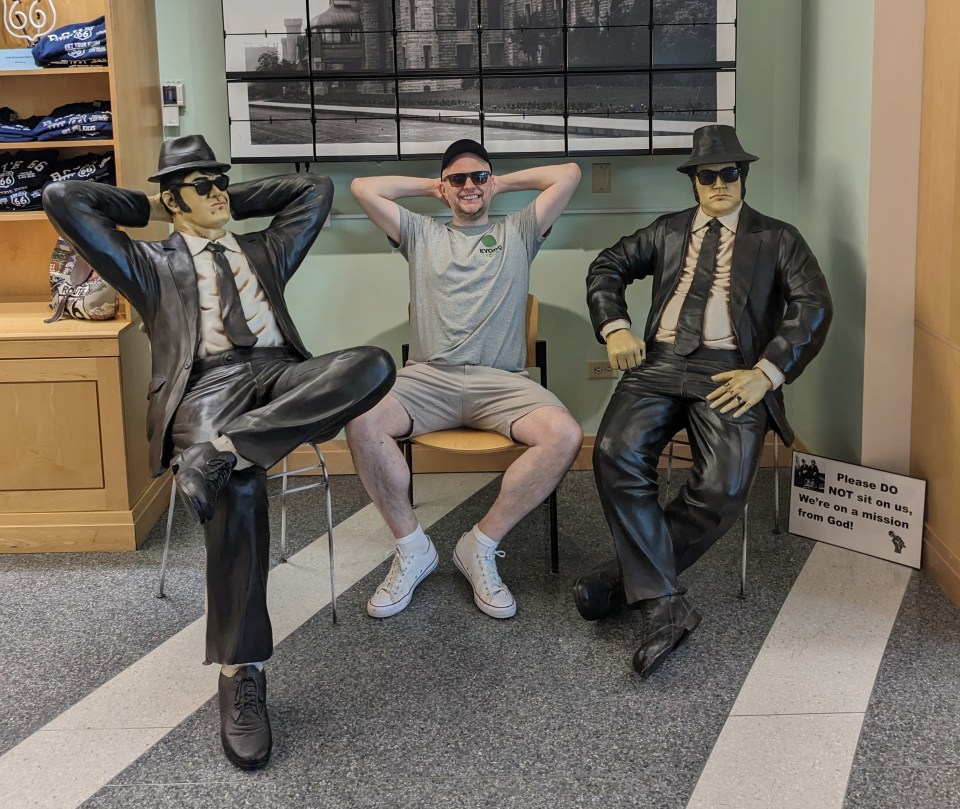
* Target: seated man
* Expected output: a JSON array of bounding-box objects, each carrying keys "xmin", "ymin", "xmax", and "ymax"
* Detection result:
[
  {"xmin": 43, "ymin": 135, "xmax": 395, "ymax": 769},
  {"xmin": 576, "ymin": 125, "xmax": 832, "ymax": 677},
  {"xmin": 348, "ymin": 139, "xmax": 582, "ymax": 620}
]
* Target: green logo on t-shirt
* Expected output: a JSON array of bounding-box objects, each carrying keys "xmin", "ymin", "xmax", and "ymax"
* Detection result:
[{"xmin": 480, "ymin": 233, "xmax": 502, "ymax": 255}]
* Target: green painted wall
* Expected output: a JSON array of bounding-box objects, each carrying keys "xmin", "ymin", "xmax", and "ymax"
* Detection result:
[
  {"xmin": 789, "ymin": 0, "xmax": 873, "ymax": 462},
  {"xmin": 154, "ymin": 0, "xmax": 870, "ymax": 452}
]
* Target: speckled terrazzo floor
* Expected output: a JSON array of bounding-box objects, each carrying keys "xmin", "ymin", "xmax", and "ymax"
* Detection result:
[{"xmin": 0, "ymin": 469, "xmax": 957, "ymax": 809}]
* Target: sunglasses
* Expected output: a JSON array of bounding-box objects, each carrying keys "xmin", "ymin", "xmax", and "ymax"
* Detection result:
[
  {"xmin": 695, "ymin": 167, "xmax": 741, "ymax": 186},
  {"xmin": 442, "ymin": 171, "xmax": 490, "ymax": 188},
  {"xmin": 174, "ymin": 174, "xmax": 230, "ymax": 196}
]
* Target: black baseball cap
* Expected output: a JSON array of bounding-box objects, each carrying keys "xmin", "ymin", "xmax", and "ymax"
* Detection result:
[{"xmin": 440, "ymin": 139, "xmax": 492, "ymax": 174}]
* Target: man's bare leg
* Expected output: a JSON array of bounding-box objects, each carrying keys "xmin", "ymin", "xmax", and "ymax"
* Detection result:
[
  {"xmin": 454, "ymin": 406, "xmax": 582, "ymax": 618},
  {"xmin": 346, "ymin": 395, "xmax": 438, "ymax": 617}
]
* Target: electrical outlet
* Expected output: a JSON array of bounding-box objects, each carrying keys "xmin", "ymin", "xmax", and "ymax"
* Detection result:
[{"xmin": 588, "ymin": 360, "xmax": 618, "ymax": 379}]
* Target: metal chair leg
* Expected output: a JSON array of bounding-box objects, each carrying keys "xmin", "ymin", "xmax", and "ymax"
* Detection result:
[
  {"xmin": 156, "ymin": 477, "xmax": 178, "ymax": 599},
  {"xmin": 772, "ymin": 435, "xmax": 781, "ymax": 534},
  {"xmin": 548, "ymin": 487, "xmax": 559, "ymax": 574},
  {"xmin": 403, "ymin": 439, "xmax": 414, "ymax": 507},
  {"xmin": 279, "ymin": 456, "xmax": 289, "ymax": 563},
  {"xmin": 740, "ymin": 501, "xmax": 749, "ymax": 600},
  {"xmin": 317, "ymin": 451, "xmax": 338, "ymax": 624}
]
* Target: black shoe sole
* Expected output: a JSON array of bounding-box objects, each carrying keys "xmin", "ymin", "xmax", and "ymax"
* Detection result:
[
  {"xmin": 222, "ymin": 740, "xmax": 272, "ymax": 771},
  {"xmin": 633, "ymin": 608, "xmax": 702, "ymax": 679}
]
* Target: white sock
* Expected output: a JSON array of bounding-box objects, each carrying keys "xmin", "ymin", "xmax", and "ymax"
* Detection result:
[
  {"xmin": 397, "ymin": 525, "xmax": 430, "ymax": 557},
  {"xmin": 211, "ymin": 434, "xmax": 253, "ymax": 471},
  {"xmin": 221, "ymin": 661, "xmax": 263, "ymax": 677},
  {"xmin": 471, "ymin": 525, "xmax": 499, "ymax": 548}
]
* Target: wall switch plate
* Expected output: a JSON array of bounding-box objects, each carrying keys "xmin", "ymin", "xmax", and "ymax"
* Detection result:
[
  {"xmin": 592, "ymin": 162, "xmax": 611, "ymax": 193},
  {"xmin": 588, "ymin": 360, "xmax": 618, "ymax": 379}
]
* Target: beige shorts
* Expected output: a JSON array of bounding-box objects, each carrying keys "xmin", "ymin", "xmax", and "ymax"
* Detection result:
[{"xmin": 389, "ymin": 363, "xmax": 567, "ymax": 440}]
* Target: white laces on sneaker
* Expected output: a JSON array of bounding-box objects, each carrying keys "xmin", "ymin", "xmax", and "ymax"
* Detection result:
[
  {"xmin": 377, "ymin": 545, "xmax": 433, "ymax": 596},
  {"xmin": 474, "ymin": 547, "xmax": 508, "ymax": 596},
  {"xmin": 378, "ymin": 552, "xmax": 410, "ymax": 594}
]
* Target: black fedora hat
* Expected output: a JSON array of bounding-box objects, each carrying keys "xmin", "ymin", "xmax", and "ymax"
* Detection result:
[
  {"xmin": 148, "ymin": 134, "xmax": 231, "ymax": 182},
  {"xmin": 676, "ymin": 125, "xmax": 758, "ymax": 172}
]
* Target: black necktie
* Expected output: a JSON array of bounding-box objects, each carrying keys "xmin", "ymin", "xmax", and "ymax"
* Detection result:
[
  {"xmin": 673, "ymin": 218, "xmax": 722, "ymax": 356},
  {"xmin": 205, "ymin": 242, "xmax": 258, "ymax": 348}
]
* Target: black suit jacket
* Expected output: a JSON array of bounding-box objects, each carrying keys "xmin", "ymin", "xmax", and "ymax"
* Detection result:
[
  {"xmin": 42, "ymin": 174, "xmax": 333, "ymax": 475},
  {"xmin": 586, "ymin": 203, "xmax": 833, "ymax": 444}
]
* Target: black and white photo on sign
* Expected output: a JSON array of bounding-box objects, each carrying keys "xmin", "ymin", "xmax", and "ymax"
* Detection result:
[{"xmin": 222, "ymin": 0, "xmax": 737, "ymax": 161}]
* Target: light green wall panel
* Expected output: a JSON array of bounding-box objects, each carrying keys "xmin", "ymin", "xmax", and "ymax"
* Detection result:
[{"xmin": 789, "ymin": 0, "xmax": 874, "ymax": 462}]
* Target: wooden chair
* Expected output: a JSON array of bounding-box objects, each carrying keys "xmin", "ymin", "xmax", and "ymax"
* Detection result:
[
  {"xmin": 661, "ymin": 431, "xmax": 781, "ymax": 599},
  {"xmin": 401, "ymin": 294, "xmax": 560, "ymax": 573}
]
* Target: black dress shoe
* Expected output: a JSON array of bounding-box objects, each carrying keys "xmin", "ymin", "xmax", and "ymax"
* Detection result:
[
  {"xmin": 218, "ymin": 665, "xmax": 272, "ymax": 770},
  {"xmin": 632, "ymin": 594, "xmax": 702, "ymax": 679},
  {"xmin": 573, "ymin": 559, "xmax": 627, "ymax": 621},
  {"xmin": 171, "ymin": 441, "xmax": 237, "ymax": 524}
]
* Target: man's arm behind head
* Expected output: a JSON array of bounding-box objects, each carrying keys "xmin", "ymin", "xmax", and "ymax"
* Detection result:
[
  {"xmin": 492, "ymin": 163, "xmax": 581, "ymax": 236},
  {"xmin": 350, "ymin": 175, "xmax": 441, "ymax": 245}
]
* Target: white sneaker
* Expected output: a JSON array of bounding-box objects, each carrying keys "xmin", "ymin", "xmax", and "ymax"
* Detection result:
[
  {"xmin": 452, "ymin": 533, "xmax": 517, "ymax": 619},
  {"xmin": 367, "ymin": 537, "xmax": 439, "ymax": 618}
]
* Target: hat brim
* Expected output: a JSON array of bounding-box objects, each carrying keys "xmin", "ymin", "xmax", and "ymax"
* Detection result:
[
  {"xmin": 677, "ymin": 151, "xmax": 759, "ymax": 172},
  {"xmin": 148, "ymin": 160, "xmax": 231, "ymax": 182}
]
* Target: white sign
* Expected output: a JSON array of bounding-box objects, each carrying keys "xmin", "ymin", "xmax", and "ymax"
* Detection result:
[{"xmin": 788, "ymin": 452, "xmax": 925, "ymax": 568}]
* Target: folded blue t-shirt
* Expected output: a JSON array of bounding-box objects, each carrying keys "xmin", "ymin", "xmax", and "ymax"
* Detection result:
[
  {"xmin": 34, "ymin": 101, "xmax": 112, "ymax": 140},
  {"xmin": 32, "ymin": 16, "xmax": 107, "ymax": 67}
]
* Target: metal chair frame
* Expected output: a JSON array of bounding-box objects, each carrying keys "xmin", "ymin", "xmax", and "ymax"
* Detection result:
[
  {"xmin": 662, "ymin": 431, "xmax": 781, "ymax": 599},
  {"xmin": 156, "ymin": 441, "xmax": 339, "ymax": 623}
]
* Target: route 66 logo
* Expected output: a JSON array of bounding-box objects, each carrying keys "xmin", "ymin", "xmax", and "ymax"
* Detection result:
[
  {"xmin": 11, "ymin": 192, "xmax": 31, "ymax": 207},
  {"xmin": 77, "ymin": 164, "xmax": 95, "ymax": 178},
  {"xmin": 74, "ymin": 26, "xmax": 94, "ymax": 41},
  {"xmin": 0, "ymin": 172, "xmax": 13, "ymax": 190}
]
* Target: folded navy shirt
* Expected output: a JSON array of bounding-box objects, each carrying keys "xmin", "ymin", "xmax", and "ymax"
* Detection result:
[
  {"xmin": 0, "ymin": 149, "xmax": 114, "ymax": 211},
  {"xmin": 32, "ymin": 16, "xmax": 108, "ymax": 67},
  {"xmin": 0, "ymin": 150, "xmax": 59, "ymax": 210},
  {"xmin": 48, "ymin": 151, "xmax": 115, "ymax": 184},
  {"xmin": 34, "ymin": 101, "xmax": 112, "ymax": 141},
  {"xmin": 0, "ymin": 115, "xmax": 42, "ymax": 143}
]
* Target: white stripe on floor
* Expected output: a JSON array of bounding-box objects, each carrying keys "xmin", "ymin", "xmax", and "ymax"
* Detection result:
[
  {"xmin": 0, "ymin": 472, "xmax": 495, "ymax": 809},
  {"xmin": 688, "ymin": 542, "xmax": 911, "ymax": 809}
]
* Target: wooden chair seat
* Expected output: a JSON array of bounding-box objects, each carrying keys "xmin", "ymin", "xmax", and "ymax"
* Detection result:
[{"xmin": 411, "ymin": 428, "xmax": 516, "ymax": 453}]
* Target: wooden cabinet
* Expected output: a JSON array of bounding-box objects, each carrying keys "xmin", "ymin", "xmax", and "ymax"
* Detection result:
[{"xmin": 0, "ymin": 0, "xmax": 169, "ymax": 551}]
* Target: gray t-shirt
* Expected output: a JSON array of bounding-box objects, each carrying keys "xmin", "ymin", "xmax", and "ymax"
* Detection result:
[{"xmin": 398, "ymin": 201, "xmax": 545, "ymax": 372}]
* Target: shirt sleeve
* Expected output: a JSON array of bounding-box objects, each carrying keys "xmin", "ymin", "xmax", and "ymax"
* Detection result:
[
  {"xmin": 395, "ymin": 206, "xmax": 426, "ymax": 258},
  {"xmin": 754, "ymin": 358, "xmax": 786, "ymax": 390},
  {"xmin": 600, "ymin": 319, "xmax": 633, "ymax": 341},
  {"xmin": 513, "ymin": 200, "xmax": 547, "ymax": 264}
]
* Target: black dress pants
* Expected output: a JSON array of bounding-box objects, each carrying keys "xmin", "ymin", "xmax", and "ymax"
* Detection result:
[
  {"xmin": 593, "ymin": 344, "xmax": 767, "ymax": 605},
  {"xmin": 171, "ymin": 345, "xmax": 395, "ymax": 664}
]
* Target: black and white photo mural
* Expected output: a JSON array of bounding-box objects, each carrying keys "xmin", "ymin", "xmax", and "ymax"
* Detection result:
[{"xmin": 222, "ymin": 0, "xmax": 736, "ymax": 162}]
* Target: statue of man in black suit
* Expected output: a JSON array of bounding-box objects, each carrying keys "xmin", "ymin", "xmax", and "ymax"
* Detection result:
[
  {"xmin": 42, "ymin": 135, "xmax": 395, "ymax": 769},
  {"xmin": 575, "ymin": 125, "xmax": 832, "ymax": 678}
]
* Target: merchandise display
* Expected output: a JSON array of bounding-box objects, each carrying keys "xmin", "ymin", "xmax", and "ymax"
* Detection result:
[
  {"xmin": 30, "ymin": 16, "xmax": 108, "ymax": 67},
  {"xmin": 0, "ymin": 101, "xmax": 112, "ymax": 143},
  {"xmin": 0, "ymin": 150, "xmax": 114, "ymax": 211}
]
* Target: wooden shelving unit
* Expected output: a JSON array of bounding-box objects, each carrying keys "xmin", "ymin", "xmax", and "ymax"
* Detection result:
[{"xmin": 0, "ymin": 0, "xmax": 170, "ymax": 552}]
